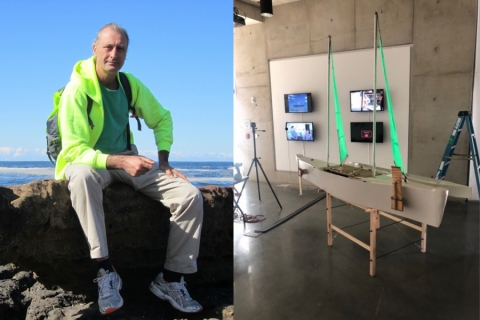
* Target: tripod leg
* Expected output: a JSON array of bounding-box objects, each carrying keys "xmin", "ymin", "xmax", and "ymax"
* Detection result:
[
  {"xmin": 246, "ymin": 158, "xmax": 255, "ymax": 177},
  {"xmin": 246, "ymin": 158, "xmax": 261, "ymax": 201},
  {"xmin": 234, "ymin": 197, "xmax": 246, "ymax": 230},
  {"xmin": 236, "ymin": 178, "xmax": 248, "ymax": 204},
  {"xmin": 254, "ymin": 158, "xmax": 261, "ymax": 201},
  {"xmin": 255, "ymin": 159, "xmax": 282, "ymax": 209}
]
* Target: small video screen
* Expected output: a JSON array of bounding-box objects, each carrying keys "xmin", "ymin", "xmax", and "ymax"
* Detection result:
[
  {"xmin": 286, "ymin": 122, "xmax": 314, "ymax": 141},
  {"xmin": 284, "ymin": 93, "xmax": 313, "ymax": 113},
  {"xmin": 350, "ymin": 89, "xmax": 384, "ymax": 112}
]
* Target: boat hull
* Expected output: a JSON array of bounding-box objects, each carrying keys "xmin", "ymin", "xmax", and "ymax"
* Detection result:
[{"xmin": 297, "ymin": 155, "xmax": 448, "ymax": 227}]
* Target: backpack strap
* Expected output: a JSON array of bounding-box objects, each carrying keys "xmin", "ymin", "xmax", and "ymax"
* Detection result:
[
  {"xmin": 86, "ymin": 96, "xmax": 94, "ymax": 129},
  {"xmin": 119, "ymin": 72, "xmax": 141, "ymax": 131},
  {"xmin": 119, "ymin": 72, "xmax": 141, "ymax": 151},
  {"xmin": 56, "ymin": 87, "xmax": 94, "ymax": 129}
]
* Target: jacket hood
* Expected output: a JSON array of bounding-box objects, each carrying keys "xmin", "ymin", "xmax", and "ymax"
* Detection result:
[{"xmin": 70, "ymin": 56, "xmax": 104, "ymax": 105}]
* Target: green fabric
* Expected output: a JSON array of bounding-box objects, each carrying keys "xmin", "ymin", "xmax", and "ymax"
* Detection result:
[
  {"xmin": 330, "ymin": 51, "xmax": 349, "ymax": 164},
  {"xmin": 379, "ymin": 33, "xmax": 405, "ymax": 173},
  {"xmin": 94, "ymin": 84, "xmax": 128, "ymax": 154},
  {"xmin": 55, "ymin": 56, "xmax": 173, "ymax": 180}
]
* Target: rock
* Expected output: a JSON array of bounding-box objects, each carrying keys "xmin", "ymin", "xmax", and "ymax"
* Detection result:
[
  {"xmin": 0, "ymin": 264, "xmax": 17, "ymax": 280},
  {"xmin": 222, "ymin": 305, "xmax": 235, "ymax": 319},
  {"xmin": 0, "ymin": 263, "xmax": 234, "ymax": 319},
  {"xmin": 0, "ymin": 179, "xmax": 233, "ymax": 318},
  {"xmin": 0, "ymin": 263, "xmax": 93, "ymax": 320}
]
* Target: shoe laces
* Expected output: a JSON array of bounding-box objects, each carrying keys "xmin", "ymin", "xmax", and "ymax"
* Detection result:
[
  {"xmin": 94, "ymin": 271, "xmax": 116, "ymax": 299},
  {"xmin": 167, "ymin": 279, "xmax": 193, "ymax": 301}
]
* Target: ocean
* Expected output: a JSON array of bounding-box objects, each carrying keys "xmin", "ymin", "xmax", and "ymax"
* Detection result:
[{"xmin": 0, "ymin": 161, "xmax": 233, "ymax": 188}]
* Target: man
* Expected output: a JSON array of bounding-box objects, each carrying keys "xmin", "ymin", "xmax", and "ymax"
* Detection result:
[
  {"xmin": 290, "ymin": 125, "xmax": 297, "ymax": 140},
  {"xmin": 56, "ymin": 23, "xmax": 203, "ymax": 315},
  {"xmin": 304, "ymin": 130, "xmax": 312, "ymax": 141}
]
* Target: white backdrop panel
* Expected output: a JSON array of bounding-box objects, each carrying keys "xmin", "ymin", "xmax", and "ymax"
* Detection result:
[{"xmin": 270, "ymin": 45, "xmax": 411, "ymax": 172}]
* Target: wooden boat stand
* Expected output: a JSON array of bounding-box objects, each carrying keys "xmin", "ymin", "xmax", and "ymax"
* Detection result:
[{"xmin": 325, "ymin": 193, "xmax": 427, "ymax": 276}]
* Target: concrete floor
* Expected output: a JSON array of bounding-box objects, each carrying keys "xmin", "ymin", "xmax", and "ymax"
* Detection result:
[{"xmin": 234, "ymin": 180, "xmax": 479, "ymax": 320}]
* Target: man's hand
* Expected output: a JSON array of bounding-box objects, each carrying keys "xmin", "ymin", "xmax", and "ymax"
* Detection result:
[
  {"xmin": 107, "ymin": 155, "xmax": 155, "ymax": 177},
  {"xmin": 158, "ymin": 150, "xmax": 189, "ymax": 182}
]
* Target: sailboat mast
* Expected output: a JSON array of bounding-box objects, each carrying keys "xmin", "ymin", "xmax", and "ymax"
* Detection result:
[
  {"xmin": 373, "ymin": 12, "xmax": 378, "ymax": 177},
  {"xmin": 327, "ymin": 35, "xmax": 331, "ymax": 166}
]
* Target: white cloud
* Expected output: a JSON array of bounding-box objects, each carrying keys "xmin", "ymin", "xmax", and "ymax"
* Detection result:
[
  {"xmin": 0, "ymin": 147, "xmax": 14, "ymax": 155},
  {"xmin": 13, "ymin": 148, "xmax": 24, "ymax": 157},
  {"xmin": 0, "ymin": 147, "xmax": 48, "ymax": 161},
  {"xmin": 35, "ymin": 148, "xmax": 45, "ymax": 155},
  {"xmin": 0, "ymin": 146, "xmax": 232, "ymax": 162},
  {"xmin": 139, "ymin": 149, "xmax": 158, "ymax": 158},
  {"xmin": 139, "ymin": 149, "xmax": 233, "ymax": 161}
]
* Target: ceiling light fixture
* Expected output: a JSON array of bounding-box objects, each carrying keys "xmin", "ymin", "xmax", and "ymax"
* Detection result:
[{"xmin": 260, "ymin": 0, "xmax": 273, "ymax": 17}]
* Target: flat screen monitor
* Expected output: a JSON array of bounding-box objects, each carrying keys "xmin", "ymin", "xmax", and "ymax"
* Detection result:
[
  {"xmin": 350, "ymin": 89, "xmax": 385, "ymax": 112},
  {"xmin": 286, "ymin": 122, "xmax": 314, "ymax": 141},
  {"xmin": 284, "ymin": 93, "xmax": 313, "ymax": 113},
  {"xmin": 350, "ymin": 122, "xmax": 384, "ymax": 143}
]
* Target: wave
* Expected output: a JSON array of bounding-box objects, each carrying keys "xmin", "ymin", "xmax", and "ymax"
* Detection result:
[
  {"xmin": 0, "ymin": 167, "xmax": 232, "ymax": 174},
  {"xmin": 0, "ymin": 168, "xmax": 55, "ymax": 175},
  {"xmin": 188, "ymin": 177, "xmax": 233, "ymax": 182},
  {"xmin": 0, "ymin": 168, "xmax": 233, "ymax": 188}
]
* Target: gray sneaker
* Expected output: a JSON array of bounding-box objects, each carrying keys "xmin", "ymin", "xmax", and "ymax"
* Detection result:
[
  {"xmin": 149, "ymin": 273, "xmax": 203, "ymax": 313},
  {"xmin": 93, "ymin": 268, "xmax": 123, "ymax": 315}
]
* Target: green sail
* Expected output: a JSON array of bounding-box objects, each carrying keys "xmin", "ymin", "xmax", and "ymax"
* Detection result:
[
  {"xmin": 330, "ymin": 51, "xmax": 349, "ymax": 164},
  {"xmin": 379, "ymin": 34, "xmax": 405, "ymax": 173}
]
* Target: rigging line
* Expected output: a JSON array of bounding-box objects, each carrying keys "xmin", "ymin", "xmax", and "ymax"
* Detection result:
[
  {"xmin": 330, "ymin": 47, "xmax": 345, "ymax": 164},
  {"xmin": 376, "ymin": 218, "xmax": 407, "ymax": 230},
  {"xmin": 287, "ymin": 139, "xmax": 291, "ymax": 174},
  {"xmin": 248, "ymin": 194, "xmax": 326, "ymax": 235},
  {"xmin": 376, "ymin": 239, "xmax": 423, "ymax": 259},
  {"xmin": 336, "ymin": 219, "xmax": 370, "ymax": 230},
  {"xmin": 302, "ymin": 113, "xmax": 305, "ymax": 156},
  {"xmin": 377, "ymin": 13, "xmax": 405, "ymax": 174},
  {"xmin": 373, "ymin": 12, "xmax": 378, "ymax": 177},
  {"xmin": 327, "ymin": 35, "xmax": 331, "ymax": 166},
  {"xmin": 331, "ymin": 43, "xmax": 349, "ymax": 165}
]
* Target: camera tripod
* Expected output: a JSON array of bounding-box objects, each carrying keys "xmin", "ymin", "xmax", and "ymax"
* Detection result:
[{"xmin": 244, "ymin": 122, "xmax": 282, "ymax": 209}]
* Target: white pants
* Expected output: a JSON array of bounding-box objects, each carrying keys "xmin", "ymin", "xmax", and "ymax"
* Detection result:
[{"xmin": 65, "ymin": 149, "xmax": 203, "ymax": 274}]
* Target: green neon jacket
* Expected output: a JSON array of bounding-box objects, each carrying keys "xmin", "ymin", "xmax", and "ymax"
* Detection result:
[{"xmin": 54, "ymin": 56, "xmax": 173, "ymax": 180}]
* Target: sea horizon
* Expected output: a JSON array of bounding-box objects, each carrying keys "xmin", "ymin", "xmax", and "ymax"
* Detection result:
[
  {"xmin": 0, "ymin": 160, "xmax": 233, "ymax": 163},
  {"xmin": 0, "ymin": 160, "xmax": 234, "ymax": 188}
]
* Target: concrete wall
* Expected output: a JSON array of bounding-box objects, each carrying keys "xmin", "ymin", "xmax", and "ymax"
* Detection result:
[
  {"xmin": 234, "ymin": 0, "xmax": 477, "ymax": 186},
  {"xmin": 471, "ymin": 2, "xmax": 480, "ymax": 201}
]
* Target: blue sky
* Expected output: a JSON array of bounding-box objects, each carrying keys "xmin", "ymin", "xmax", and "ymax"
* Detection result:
[{"xmin": 0, "ymin": 1, "xmax": 232, "ymax": 162}]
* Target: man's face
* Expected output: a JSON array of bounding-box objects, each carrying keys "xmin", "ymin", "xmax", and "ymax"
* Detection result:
[{"xmin": 93, "ymin": 27, "xmax": 128, "ymax": 76}]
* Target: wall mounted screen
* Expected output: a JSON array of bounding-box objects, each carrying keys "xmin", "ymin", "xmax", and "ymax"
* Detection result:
[
  {"xmin": 286, "ymin": 122, "xmax": 314, "ymax": 141},
  {"xmin": 350, "ymin": 122, "xmax": 384, "ymax": 143},
  {"xmin": 284, "ymin": 93, "xmax": 313, "ymax": 113},
  {"xmin": 350, "ymin": 89, "xmax": 385, "ymax": 112}
]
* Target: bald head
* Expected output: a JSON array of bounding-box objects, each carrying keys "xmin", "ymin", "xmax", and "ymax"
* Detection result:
[
  {"xmin": 92, "ymin": 23, "xmax": 129, "ymax": 85},
  {"xmin": 94, "ymin": 23, "xmax": 129, "ymax": 49}
]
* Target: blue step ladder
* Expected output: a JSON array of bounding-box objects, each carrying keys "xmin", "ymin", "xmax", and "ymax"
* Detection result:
[{"xmin": 435, "ymin": 111, "xmax": 480, "ymax": 198}]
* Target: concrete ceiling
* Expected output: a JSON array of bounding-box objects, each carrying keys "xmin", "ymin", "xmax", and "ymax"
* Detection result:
[
  {"xmin": 235, "ymin": 0, "xmax": 301, "ymax": 25},
  {"xmin": 237, "ymin": 0, "xmax": 300, "ymax": 6}
]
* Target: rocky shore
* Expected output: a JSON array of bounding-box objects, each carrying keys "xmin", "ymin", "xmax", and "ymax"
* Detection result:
[{"xmin": 0, "ymin": 180, "xmax": 233, "ymax": 319}]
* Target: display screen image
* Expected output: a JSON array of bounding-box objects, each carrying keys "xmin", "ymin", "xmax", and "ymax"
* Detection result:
[
  {"xmin": 286, "ymin": 122, "xmax": 314, "ymax": 141},
  {"xmin": 284, "ymin": 93, "xmax": 313, "ymax": 113},
  {"xmin": 350, "ymin": 122, "xmax": 384, "ymax": 143},
  {"xmin": 350, "ymin": 89, "xmax": 385, "ymax": 112}
]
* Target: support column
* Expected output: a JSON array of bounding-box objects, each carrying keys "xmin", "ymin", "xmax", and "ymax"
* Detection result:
[
  {"xmin": 369, "ymin": 209, "xmax": 378, "ymax": 276},
  {"xmin": 421, "ymin": 223, "xmax": 427, "ymax": 253},
  {"xmin": 327, "ymin": 193, "xmax": 333, "ymax": 246}
]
